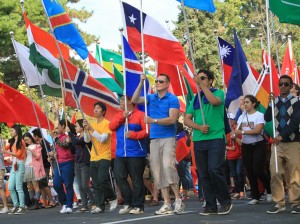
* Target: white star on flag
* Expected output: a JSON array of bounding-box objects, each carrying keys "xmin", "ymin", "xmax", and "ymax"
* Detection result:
[{"xmin": 128, "ymin": 14, "xmax": 137, "ymax": 24}]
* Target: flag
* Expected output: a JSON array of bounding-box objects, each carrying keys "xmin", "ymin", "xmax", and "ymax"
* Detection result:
[
  {"xmin": 225, "ymin": 29, "xmax": 257, "ymax": 115},
  {"xmin": 0, "ymin": 82, "xmax": 54, "ymax": 130},
  {"xmin": 281, "ymin": 41, "xmax": 298, "ymax": 83},
  {"xmin": 122, "ymin": 2, "xmax": 186, "ymax": 65},
  {"xmin": 176, "ymin": 131, "xmax": 191, "ymax": 162},
  {"xmin": 88, "ymin": 53, "xmax": 123, "ymax": 95},
  {"xmin": 270, "ymin": 0, "xmax": 300, "ymax": 25},
  {"xmin": 177, "ymin": 0, "xmax": 216, "ymax": 13},
  {"xmin": 61, "ymin": 60, "xmax": 120, "ymax": 121},
  {"xmin": 218, "ymin": 37, "xmax": 235, "ymax": 86},
  {"xmin": 100, "ymin": 47, "xmax": 123, "ymax": 73},
  {"xmin": 182, "ymin": 58, "xmax": 197, "ymax": 93},
  {"xmin": 70, "ymin": 111, "xmax": 77, "ymax": 125},
  {"xmin": 42, "ymin": 0, "xmax": 88, "ymax": 59},
  {"xmin": 123, "ymin": 35, "xmax": 150, "ymax": 98}
]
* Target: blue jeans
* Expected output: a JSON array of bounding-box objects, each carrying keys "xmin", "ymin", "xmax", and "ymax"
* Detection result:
[
  {"xmin": 114, "ymin": 157, "xmax": 146, "ymax": 209},
  {"xmin": 227, "ymin": 158, "xmax": 244, "ymax": 193},
  {"xmin": 8, "ymin": 161, "xmax": 25, "ymax": 208},
  {"xmin": 194, "ymin": 139, "xmax": 231, "ymax": 210},
  {"xmin": 90, "ymin": 159, "xmax": 116, "ymax": 211},
  {"xmin": 53, "ymin": 160, "xmax": 75, "ymax": 208},
  {"xmin": 177, "ymin": 160, "xmax": 193, "ymax": 191}
]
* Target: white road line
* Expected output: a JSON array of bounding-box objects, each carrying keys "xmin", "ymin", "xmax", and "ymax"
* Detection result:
[{"xmin": 100, "ymin": 211, "xmax": 195, "ymax": 224}]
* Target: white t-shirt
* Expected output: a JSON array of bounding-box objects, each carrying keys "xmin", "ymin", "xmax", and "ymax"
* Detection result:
[{"xmin": 237, "ymin": 111, "xmax": 265, "ymax": 144}]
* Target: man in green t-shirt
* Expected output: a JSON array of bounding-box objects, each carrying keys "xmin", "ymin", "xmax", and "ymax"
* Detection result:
[{"xmin": 184, "ymin": 69, "xmax": 232, "ymax": 216}]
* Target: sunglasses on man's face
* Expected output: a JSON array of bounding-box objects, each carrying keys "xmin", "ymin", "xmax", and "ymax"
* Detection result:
[
  {"xmin": 155, "ymin": 80, "xmax": 166, "ymax": 84},
  {"xmin": 279, "ymin": 82, "xmax": 291, "ymax": 87}
]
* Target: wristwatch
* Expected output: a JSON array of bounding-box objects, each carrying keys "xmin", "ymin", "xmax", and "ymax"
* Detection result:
[
  {"xmin": 154, "ymin": 119, "xmax": 158, "ymax": 124},
  {"xmin": 242, "ymin": 130, "xmax": 245, "ymax": 135}
]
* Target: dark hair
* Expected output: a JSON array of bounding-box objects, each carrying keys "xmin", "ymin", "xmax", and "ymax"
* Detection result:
[
  {"xmin": 197, "ymin": 69, "xmax": 215, "ymax": 82},
  {"xmin": 76, "ymin": 119, "xmax": 84, "ymax": 128},
  {"xmin": 158, "ymin": 74, "xmax": 170, "ymax": 82},
  {"xmin": 8, "ymin": 125, "xmax": 23, "ymax": 150},
  {"xmin": 59, "ymin": 119, "xmax": 76, "ymax": 134},
  {"xmin": 94, "ymin": 102, "xmax": 107, "ymax": 116},
  {"xmin": 32, "ymin": 128, "xmax": 42, "ymax": 138},
  {"xmin": 23, "ymin": 132, "xmax": 36, "ymax": 146},
  {"xmin": 279, "ymin": 75, "xmax": 293, "ymax": 85},
  {"xmin": 244, "ymin": 94, "xmax": 260, "ymax": 109}
]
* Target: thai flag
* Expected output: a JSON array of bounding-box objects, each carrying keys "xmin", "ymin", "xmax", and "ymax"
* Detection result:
[
  {"xmin": 42, "ymin": 0, "xmax": 88, "ymax": 59},
  {"xmin": 122, "ymin": 1, "xmax": 186, "ymax": 65},
  {"xmin": 225, "ymin": 29, "xmax": 257, "ymax": 115}
]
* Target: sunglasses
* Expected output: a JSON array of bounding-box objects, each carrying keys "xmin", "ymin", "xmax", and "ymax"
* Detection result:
[
  {"xmin": 155, "ymin": 80, "xmax": 166, "ymax": 84},
  {"xmin": 279, "ymin": 82, "xmax": 291, "ymax": 87},
  {"xmin": 200, "ymin": 76, "xmax": 208, "ymax": 80}
]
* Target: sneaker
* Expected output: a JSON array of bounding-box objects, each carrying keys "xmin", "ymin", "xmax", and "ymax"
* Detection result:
[
  {"xmin": 119, "ymin": 205, "xmax": 131, "ymax": 215},
  {"xmin": 129, "ymin": 207, "xmax": 144, "ymax": 214},
  {"xmin": 109, "ymin": 199, "xmax": 118, "ymax": 211},
  {"xmin": 14, "ymin": 207, "xmax": 25, "ymax": 215},
  {"xmin": 66, "ymin": 208, "xmax": 72, "ymax": 214},
  {"xmin": 291, "ymin": 206, "xmax": 300, "ymax": 214},
  {"xmin": 199, "ymin": 207, "xmax": 218, "ymax": 216},
  {"xmin": 60, "ymin": 205, "xmax": 67, "ymax": 214},
  {"xmin": 267, "ymin": 204, "xmax": 286, "ymax": 214},
  {"xmin": 8, "ymin": 207, "xmax": 18, "ymax": 215},
  {"xmin": 155, "ymin": 204, "xmax": 174, "ymax": 215},
  {"xmin": 248, "ymin": 199, "xmax": 259, "ymax": 205},
  {"xmin": 0, "ymin": 207, "xmax": 9, "ymax": 214},
  {"xmin": 72, "ymin": 202, "xmax": 79, "ymax": 209},
  {"xmin": 202, "ymin": 201, "xmax": 206, "ymax": 208},
  {"xmin": 218, "ymin": 204, "xmax": 233, "ymax": 215},
  {"xmin": 91, "ymin": 207, "xmax": 102, "ymax": 214},
  {"xmin": 266, "ymin": 194, "xmax": 272, "ymax": 202},
  {"xmin": 173, "ymin": 199, "xmax": 185, "ymax": 214}
]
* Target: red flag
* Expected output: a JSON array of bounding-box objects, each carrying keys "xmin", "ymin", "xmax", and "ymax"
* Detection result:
[
  {"xmin": 281, "ymin": 43, "xmax": 294, "ymax": 77},
  {"xmin": 175, "ymin": 132, "xmax": 191, "ymax": 162},
  {"xmin": 62, "ymin": 60, "xmax": 121, "ymax": 121},
  {"xmin": 122, "ymin": 2, "xmax": 186, "ymax": 65},
  {"xmin": 262, "ymin": 50, "xmax": 280, "ymax": 96},
  {"xmin": 70, "ymin": 111, "xmax": 77, "ymax": 125},
  {"xmin": 0, "ymin": 82, "xmax": 54, "ymax": 130}
]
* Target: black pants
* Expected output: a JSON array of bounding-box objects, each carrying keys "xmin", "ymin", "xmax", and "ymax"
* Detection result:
[
  {"xmin": 114, "ymin": 157, "xmax": 146, "ymax": 209},
  {"xmin": 90, "ymin": 160, "xmax": 116, "ymax": 211},
  {"xmin": 242, "ymin": 141, "xmax": 271, "ymax": 200}
]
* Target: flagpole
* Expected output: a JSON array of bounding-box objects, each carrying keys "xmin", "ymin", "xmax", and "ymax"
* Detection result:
[
  {"xmin": 270, "ymin": 13, "xmax": 281, "ymax": 76},
  {"xmin": 139, "ymin": 0, "xmax": 149, "ymax": 133},
  {"xmin": 95, "ymin": 38, "xmax": 103, "ymax": 66},
  {"xmin": 176, "ymin": 66, "xmax": 187, "ymax": 103},
  {"xmin": 181, "ymin": 0, "xmax": 206, "ymax": 125},
  {"xmin": 266, "ymin": 0, "xmax": 278, "ymax": 173},
  {"xmin": 39, "ymin": 0, "xmax": 99, "ymax": 157},
  {"xmin": 10, "ymin": 30, "xmax": 61, "ymax": 176}
]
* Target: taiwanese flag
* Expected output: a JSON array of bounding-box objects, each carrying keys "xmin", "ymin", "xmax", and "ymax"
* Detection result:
[
  {"xmin": 0, "ymin": 82, "xmax": 54, "ymax": 130},
  {"xmin": 218, "ymin": 37, "xmax": 234, "ymax": 87},
  {"xmin": 42, "ymin": 0, "xmax": 88, "ymax": 59},
  {"xmin": 62, "ymin": 60, "xmax": 120, "ymax": 121},
  {"xmin": 122, "ymin": 2, "xmax": 186, "ymax": 65}
]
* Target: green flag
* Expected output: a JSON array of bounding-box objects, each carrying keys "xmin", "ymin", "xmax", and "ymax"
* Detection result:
[
  {"xmin": 113, "ymin": 65, "xmax": 124, "ymax": 89},
  {"xmin": 270, "ymin": 1, "xmax": 300, "ymax": 25},
  {"xmin": 101, "ymin": 48, "xmax": 123, "ymax": 73}
]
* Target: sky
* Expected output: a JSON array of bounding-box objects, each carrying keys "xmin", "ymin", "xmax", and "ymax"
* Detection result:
[{"xmin": 71, "ymin": 0, "xmax": 181, "ymax": 51}]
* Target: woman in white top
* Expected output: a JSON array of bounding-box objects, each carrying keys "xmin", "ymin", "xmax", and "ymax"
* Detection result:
[{"xmin": 234, "ymin": 95, "xmax": 271, "ymax": 205}]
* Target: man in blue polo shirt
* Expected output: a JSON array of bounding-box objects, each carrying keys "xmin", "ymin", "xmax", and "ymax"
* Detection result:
[{"xmin": 132, "ymin": 74, "xmax": 185, "ymax": 215}]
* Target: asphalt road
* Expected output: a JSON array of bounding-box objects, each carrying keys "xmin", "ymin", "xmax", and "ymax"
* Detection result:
[{"xmin": 1, "ymin": 197, "xmax": 299, "ymax": 224}]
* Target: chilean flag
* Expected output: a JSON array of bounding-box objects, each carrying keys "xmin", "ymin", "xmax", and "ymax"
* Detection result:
[{"xmin": 122, "ymin": 2, "xmax": 186, "ymax": 65}]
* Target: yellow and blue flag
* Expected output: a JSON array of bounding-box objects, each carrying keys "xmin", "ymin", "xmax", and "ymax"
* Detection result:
[{"xmin": 42, "ymin": 0, "xmax": 88, "ymax": 59}]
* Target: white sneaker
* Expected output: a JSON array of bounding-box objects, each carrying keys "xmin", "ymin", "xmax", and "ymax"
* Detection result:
[
  {"xmin": 66, "ymin": 208, "xmax": 72, "ymax": 214},
  {"xmin": 248, "ymin": 199, "xmax": 259, "ymax": 205},
  {"xmin": 202, "ymin": 201, "xmax": 206, "ymax": 208},
  {"xmin": 266, "ymin": 194, "xmax": 272, "ymax": 202},
  {"xmin": 109, "ymin": 199, "xmax": 118, "ymax": 211},
  {"xmin": 129, "ymin": 207, "xmax": 144, "ymax": 214},
  {"xmin": 91, "ymin": 207, "xmax": 102, "ymax": 214},
  {"xmin": 155, "ymin": 204, "xmax": 174, "ymax": 215},
  {"xmin": 60, "ymin": 205, "xmax": 67, "ymax": 214},
  {"xmin": 119, "ymin": 205, "xmax": 131, "ymax": 215},
  {"xmin": 173, "ymin": 199, "xmax": 185, "ymax": 214},
  {"xmin": 72, "ymin": 202, "xmax": 79, "ymax": 209},
  {"xmin": 0, "ymin": 207, "xmax": 9, "ymax": 214},
  {"xmin": 8, "ymin": 207, "xmax": 18, "ymax": 215}
]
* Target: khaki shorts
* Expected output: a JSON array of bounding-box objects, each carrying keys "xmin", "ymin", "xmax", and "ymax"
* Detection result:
[
  {"xmin": 150, "ymin": 137, "xmax": 179, "ymax": 189},
  {"xmin": 0, "ymin": 169, "xmax": 5, "ymax": 188}
]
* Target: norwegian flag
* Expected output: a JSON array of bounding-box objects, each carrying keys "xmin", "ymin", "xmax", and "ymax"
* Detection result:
[{"xmin": 62, "ymin": 60, "xmax": 120, "ymax": 121}]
